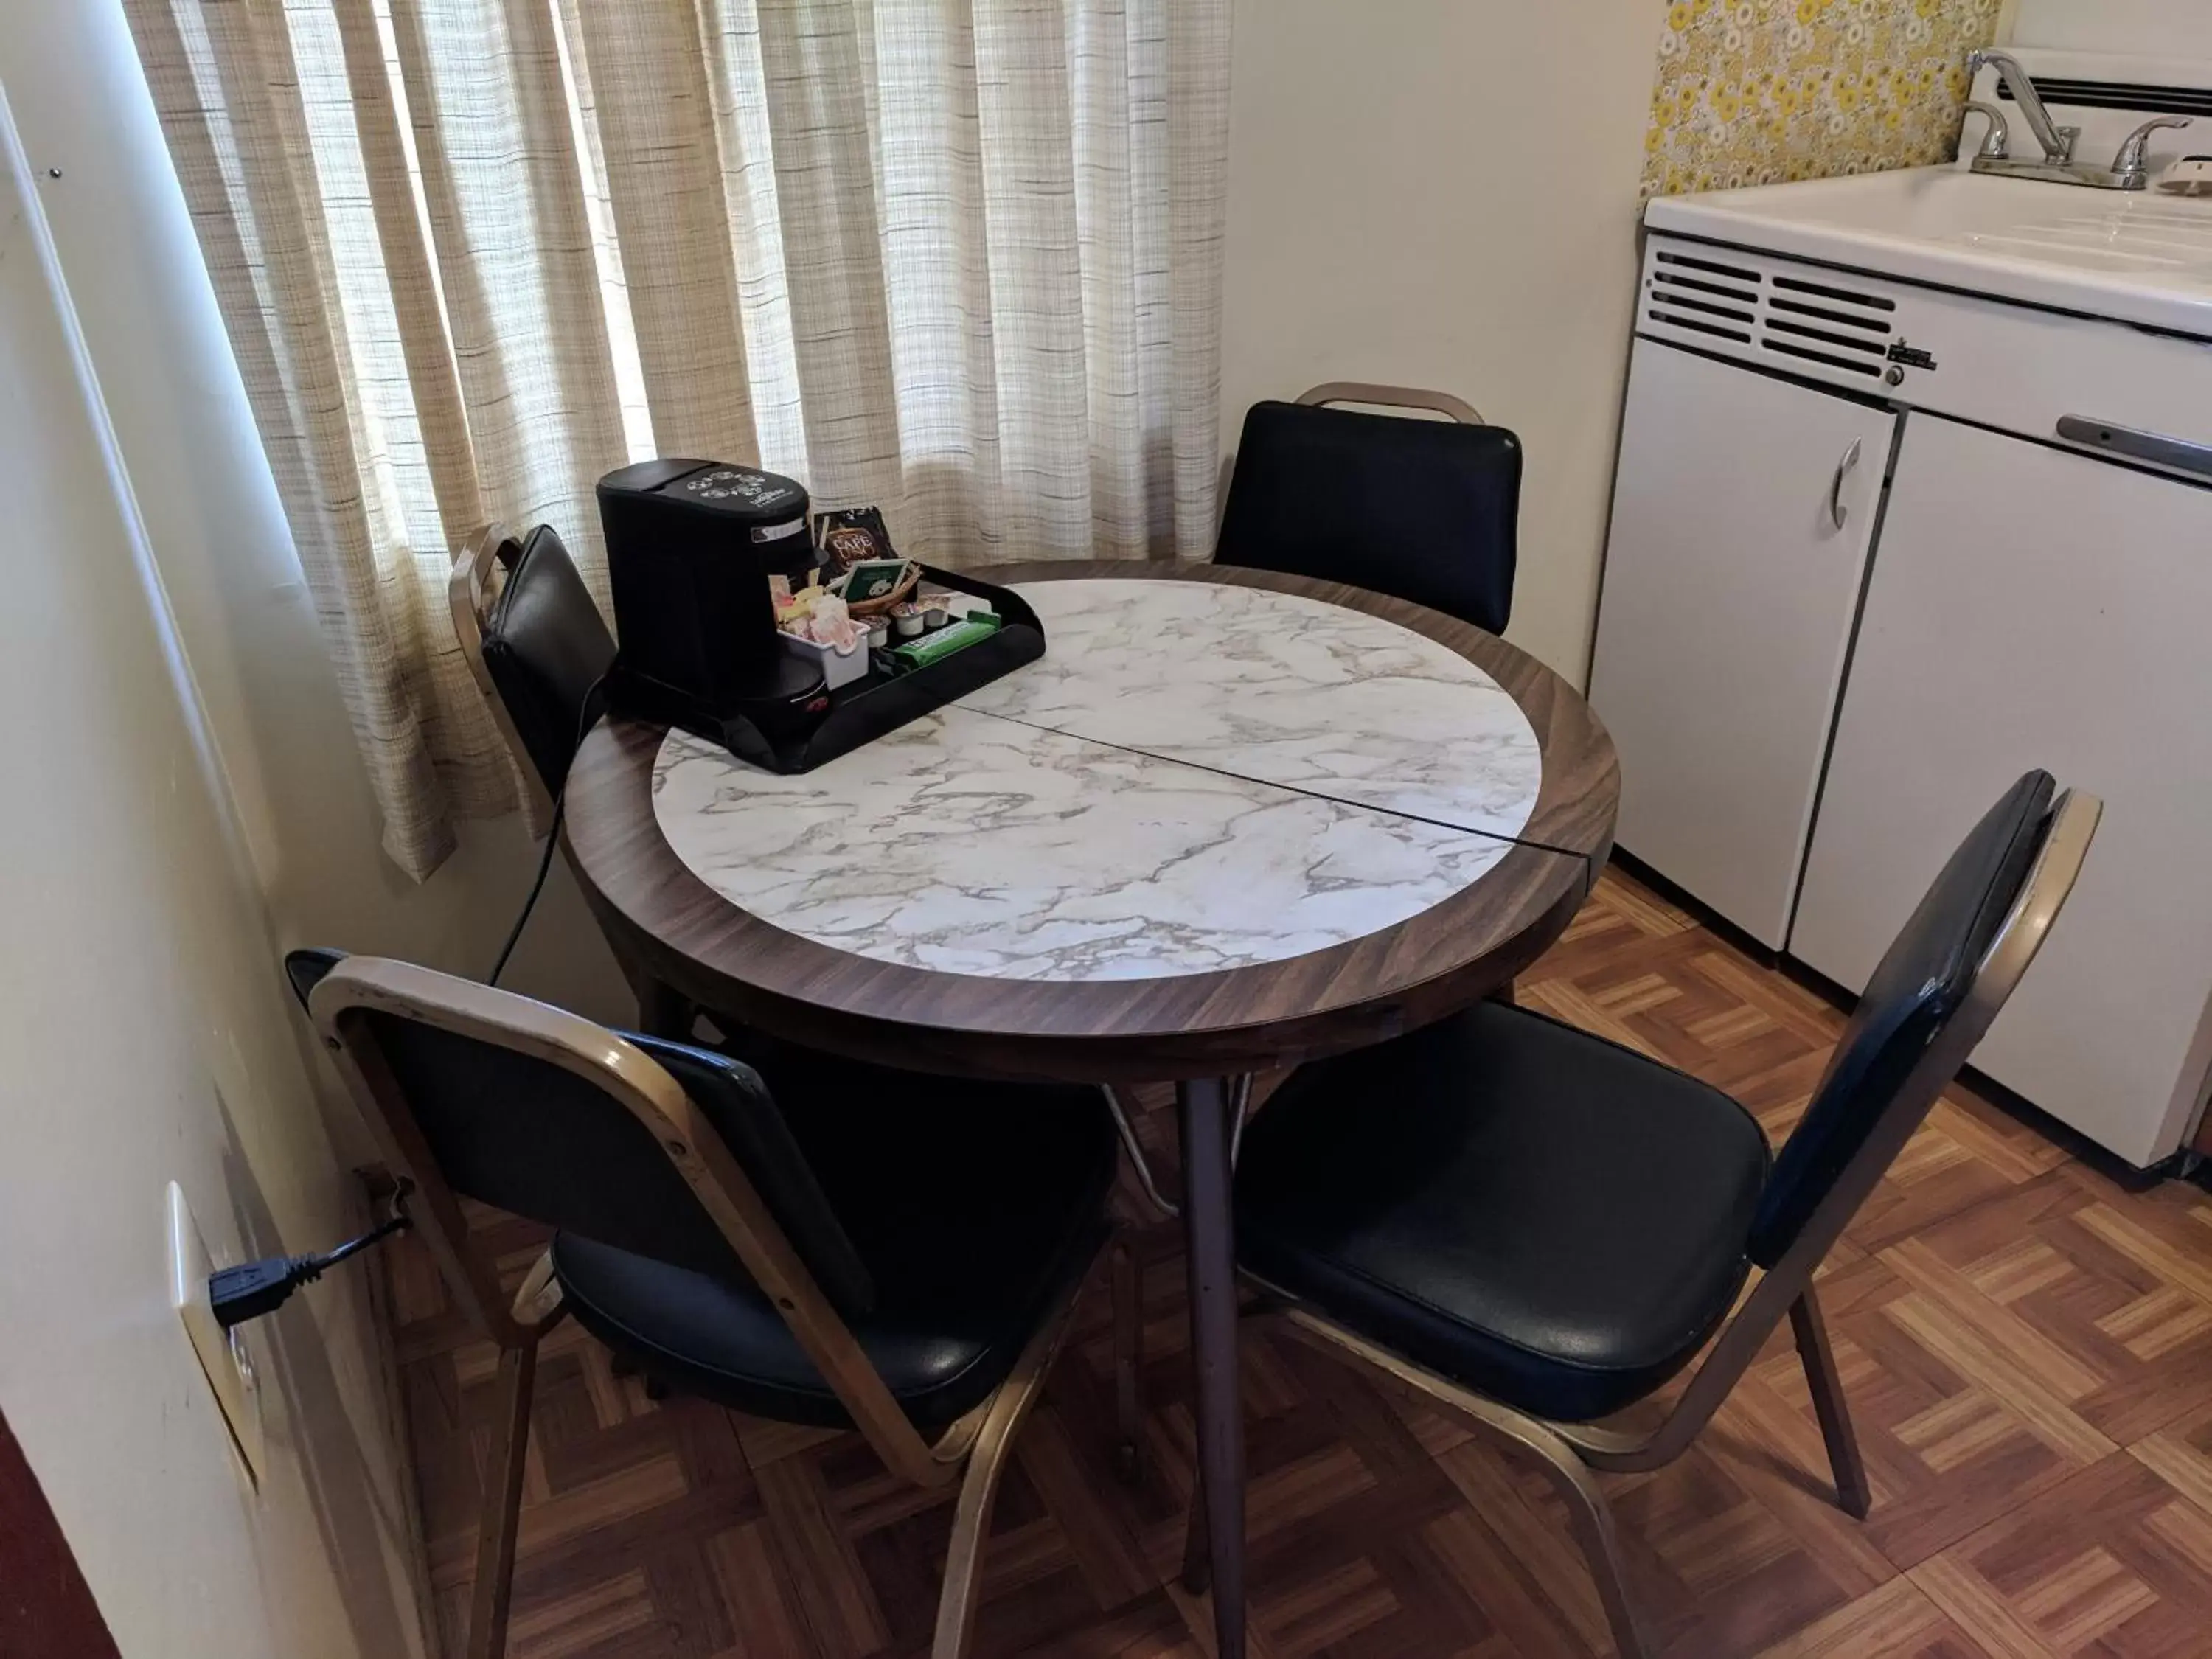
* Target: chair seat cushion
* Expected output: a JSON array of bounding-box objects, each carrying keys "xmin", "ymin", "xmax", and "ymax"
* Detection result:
[
  {"xmin": 554, "ymin": 1058, "xmax": 1115, "ymax": 1430},
  {"xmin": 1237, "ymin": 1001, "xmax": 1771, "ymax": 1423}
]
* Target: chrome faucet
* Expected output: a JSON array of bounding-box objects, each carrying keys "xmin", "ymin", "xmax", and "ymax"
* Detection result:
[
  {"xmin": 1963, "ymin": 48, "xmax": 2192, "ymax": 189},
  {"xmin": 1960, "ymin": 100, "xmax": 2010, "ymax": 161},
  {"xmin": 2112, "ymin": 116, "xmax": 2194, "ymax": 188},
  {"xmin": 1965, "ymin": 49, "xmax": 2077, "ymax": 164}
]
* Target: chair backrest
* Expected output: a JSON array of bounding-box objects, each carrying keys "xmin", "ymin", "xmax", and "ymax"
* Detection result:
[
  {"xmin": 1214, "ymin": 383, "xmax": 1520, "ymax": 634},
  {"xmin": 284, "ymin": 945, "xmax": 347, "ymax": 1010},
  {"xmin": 302, "ymin": 953, "xmax": 874, "ymax": 1330},
  {"xmin": 450, "ymin": 522, "xmax": 616, "ymax": 817},
  {"xmin": 1747, "ymin": 773, "xmax": 2101, "ymax": 1267}
]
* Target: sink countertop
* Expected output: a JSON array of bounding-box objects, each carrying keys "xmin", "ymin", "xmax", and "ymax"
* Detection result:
[{"xmin": 1646, "ymin": 167, "xmax": 2212, "ymax": 338}]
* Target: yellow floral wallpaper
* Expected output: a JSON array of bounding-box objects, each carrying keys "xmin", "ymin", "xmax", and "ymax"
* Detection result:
[{"xmin": 1643, "ymin": 0, "xmax": 2006, "ymax": 198}]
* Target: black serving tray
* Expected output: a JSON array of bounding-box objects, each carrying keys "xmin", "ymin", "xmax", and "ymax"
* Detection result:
[{"xmin": 608, "ymin": 563, "xmax": 1044, "ymax": 774}]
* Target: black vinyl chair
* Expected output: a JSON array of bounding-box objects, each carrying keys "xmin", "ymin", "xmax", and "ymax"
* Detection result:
[
  {"xmin": 450, "ymin": 521, "xmax": 615, "ymax": 824},
  {"xmin": 1211, "ymin": 773, "xmax": 2100, "ymax": 1658},
  {"xmin": 291, "ymin": 950, "xmax": 1134, "ymax": 1659},
  {"xmin": 451, "ymin": 519, "xmax": 717, "ymax": 1032},
  {"xmin": 1215, "ymin": 382, "xmax": 1521, "ymax": 634}
]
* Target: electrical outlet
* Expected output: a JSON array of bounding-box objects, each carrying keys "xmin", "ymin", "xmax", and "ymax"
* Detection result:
[{"xmin": 167, "ymin": 1182, "xmax": 263, "ymax": 1487}]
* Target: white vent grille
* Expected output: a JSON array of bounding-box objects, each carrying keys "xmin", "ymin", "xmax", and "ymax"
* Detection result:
[{"xmin": 1646, "ymin": 249, "xmax": 1899, "ymax": 378}]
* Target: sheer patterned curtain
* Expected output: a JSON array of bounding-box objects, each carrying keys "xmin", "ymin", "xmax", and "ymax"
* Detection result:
[{"xmin": 124, "ymin": 0, "xmax": 1232, "ymax": 880}]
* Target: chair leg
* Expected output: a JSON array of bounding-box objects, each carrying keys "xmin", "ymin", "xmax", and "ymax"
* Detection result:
[
  {"xmin": 1488, "ymin": 978, "xmax": 1517, "ymax": 1007},
  {"xmin": 1269, "ymin": 1310, "xmax": 1652, "ymax": 1658},
  {"xmin": 1791, "ymin": 1288, "xmax": 1871, "ymax": 1520},
  {"xmin": 931, "ymin": 1408, "xmax": 1025, "ymax": 1659},
  {"xmin": 465, "ymin": 1338, "xmax": 540, "ymax": 1659},
  {"xmin": 1110, "ymin": 1236, "xmax": 1144, "ymax": 1484},
  {"xmin": 1540, "ymin": 1439, "xmax": 1656, "ymax": 1659}
]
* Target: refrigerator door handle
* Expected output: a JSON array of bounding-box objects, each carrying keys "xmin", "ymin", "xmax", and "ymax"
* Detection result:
[
  {"xmin": 1829, "ymin": 438, "xmax": 1863, "ymax": 532},
  {"xmin": 2057, "ymin": 414, "xmax": 2212, "ymax": 481}
]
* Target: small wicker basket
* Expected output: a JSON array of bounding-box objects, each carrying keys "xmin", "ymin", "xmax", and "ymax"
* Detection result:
[{"xmin": 840, "ymin": 565, "xmax": 919, "ymax": 617}]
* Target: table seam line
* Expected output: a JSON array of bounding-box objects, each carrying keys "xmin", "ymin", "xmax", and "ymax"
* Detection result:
[{"xmin": 953, "ymin": 702, "xmax": 1598, "ymax": 890}]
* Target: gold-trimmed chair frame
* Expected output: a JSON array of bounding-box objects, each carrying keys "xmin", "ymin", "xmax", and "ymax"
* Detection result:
[
  {"xmin": 312, "ymin": 957, "xmax": 1134, "ymax": 1659},
  {"xmin": 1186, "ymin": 790, "xmax": 2101, "ymax": 1659}
]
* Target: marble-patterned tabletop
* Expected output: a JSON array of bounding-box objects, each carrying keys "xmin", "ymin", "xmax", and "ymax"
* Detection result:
[
  {"xmin": 957, "ymin": 580, "xmax": 1542, "ymax": 839},
  {"xmin": 651, "ymin": 579, "xmax": 1545, "ymax": 984}
]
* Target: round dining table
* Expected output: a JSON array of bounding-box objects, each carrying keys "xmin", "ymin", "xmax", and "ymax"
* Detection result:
[{"xmin": 563, "ymin": 560, "xmax": 1619, "ymax": 1659}]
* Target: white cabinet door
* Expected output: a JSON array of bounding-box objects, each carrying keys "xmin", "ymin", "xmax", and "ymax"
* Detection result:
[
  {"xmin": 1590, "ymin": 341, "xmax": 1898, "ymax": 947},
  {"xmin": 1792, "ymin": 414, "xmax": 2212, "ymax": 1167}
]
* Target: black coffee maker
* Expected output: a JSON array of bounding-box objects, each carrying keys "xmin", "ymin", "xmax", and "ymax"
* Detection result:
[{"xmin": 597, "ymin": 458, "xmax": 831, "ymax": 744}]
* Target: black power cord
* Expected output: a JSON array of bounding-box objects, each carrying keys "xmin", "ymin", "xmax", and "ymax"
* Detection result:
[
  {"xmin": 488, "ymin": 790, "xmax": 565, "ymax": 987},
  {"xmin": 209, "ymin": 1180, "xmax": 414, "ymax": 1330},
  {"xmin": 488, "ymin": 675, "xmax": 607, "ymax": 987}
]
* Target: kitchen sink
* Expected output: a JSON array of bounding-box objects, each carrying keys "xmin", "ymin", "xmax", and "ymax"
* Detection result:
[{"xmin": 1646, "ymin": 167, "xmax": 2212, "ymax": 336}]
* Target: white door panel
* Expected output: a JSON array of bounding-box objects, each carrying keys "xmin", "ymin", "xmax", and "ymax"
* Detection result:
[
  {"xmin": 1792, "ymin": 415, "xmax": 2212, "ymax": 1167},
  {"xmin": 1592, "ymin": 341, "xmax": 1897, "ymax": 947}
]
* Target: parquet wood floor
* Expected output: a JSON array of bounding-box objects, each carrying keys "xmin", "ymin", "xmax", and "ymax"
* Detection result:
[{"xmin": 386, "ymin": 868, "xmax": 2212, "ymax": 1659}]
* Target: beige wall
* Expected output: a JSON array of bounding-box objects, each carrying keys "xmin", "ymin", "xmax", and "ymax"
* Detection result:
[
  {"xmin": 1218, "ymin": 0, "xmax": 1666, "ymax": 684},
  {"xmin": 0, "ymin": 1, "xmax": 633, "ymax": 1074},
  {"xmin": 0, "ymin": 91, "xmax": 425, "ymax": 1659},
  {"xmin": 2008, "ymin": 0, "xmax": 2212, "ymax": 53}
]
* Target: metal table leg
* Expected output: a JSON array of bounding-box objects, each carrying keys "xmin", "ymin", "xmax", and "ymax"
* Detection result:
[
  {"xmin": 636, "ymin": 977, "xmax": 694, "ymax": 1040},
  {"xmin": 1178, "ymin": 1075, "xmax": 1245, "ymax": 1659}
]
